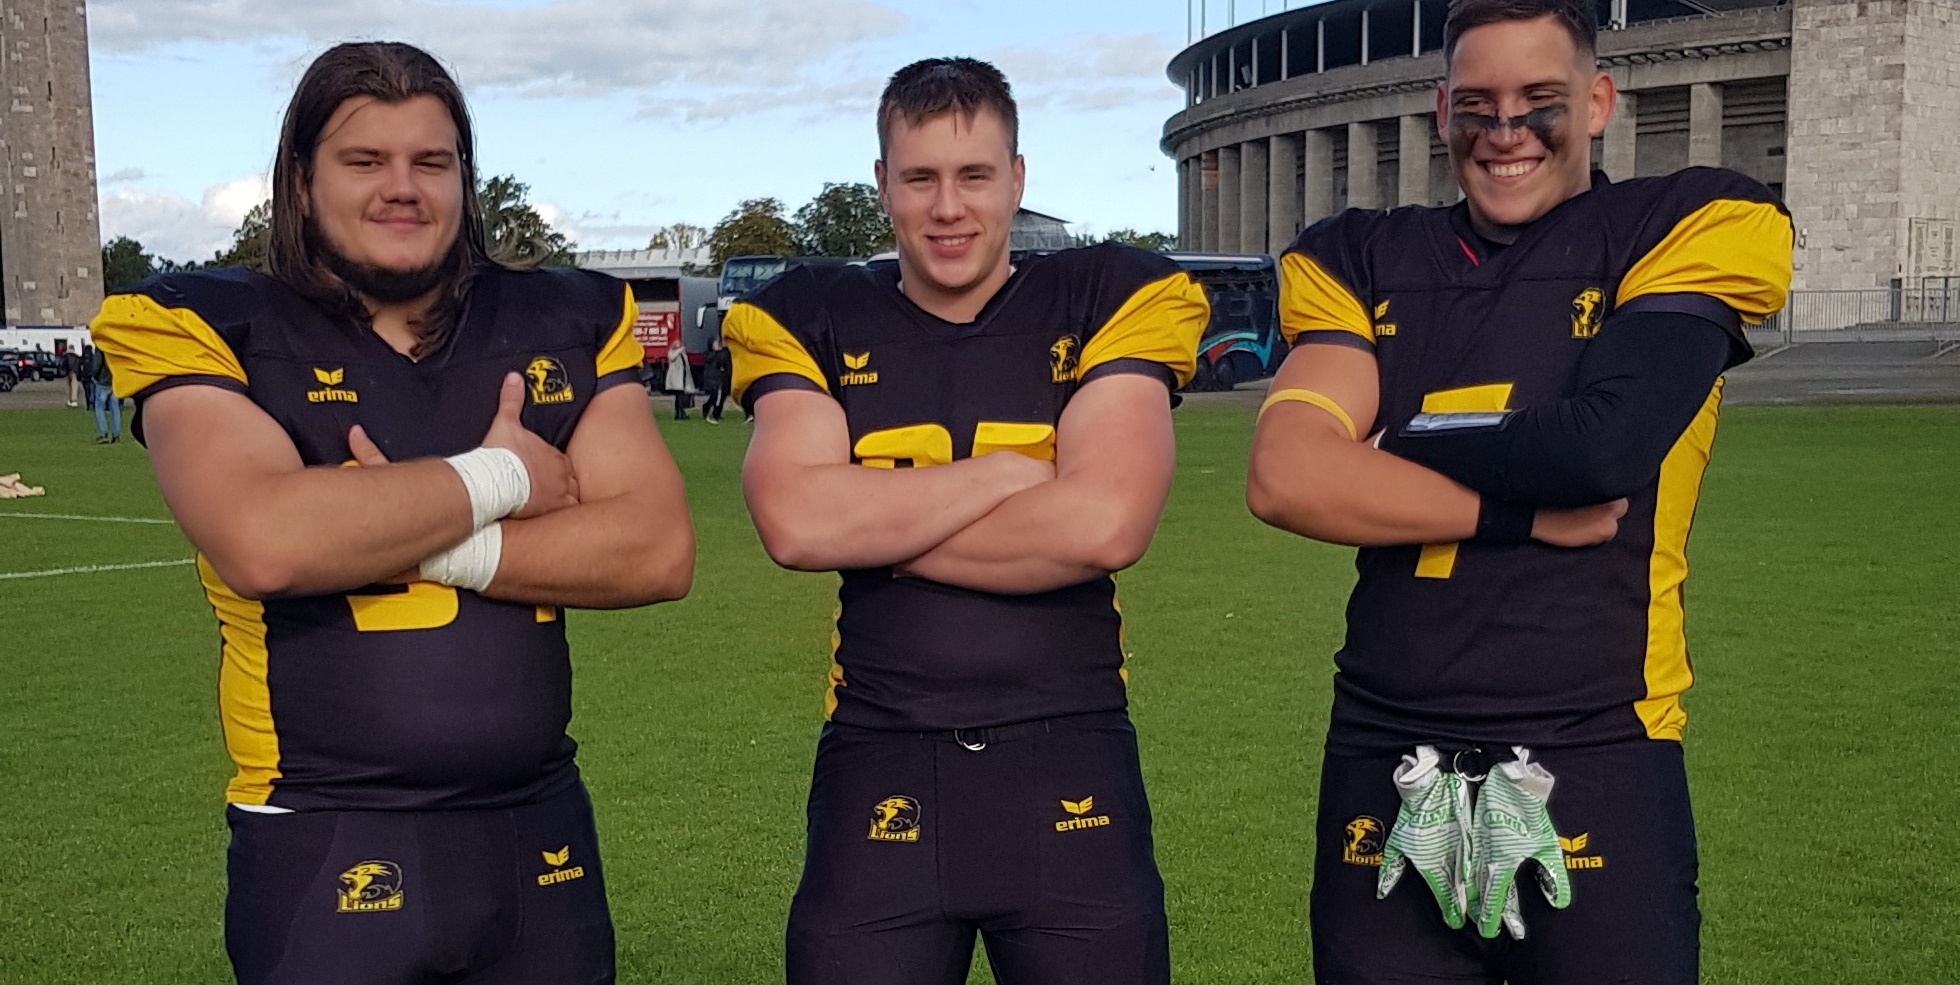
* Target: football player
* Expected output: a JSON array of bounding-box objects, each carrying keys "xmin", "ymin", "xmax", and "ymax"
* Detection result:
[
  {"xmin": 1244, "ymin": 1, "xmax": 1791, "ymax": 982},
  {"xmin": 90, "ymin": 43, "xmax": 693, "ymax": 985},
  {"xmin": 726, "ymin": 58, "xmax": 1208, "ymax": 985}
]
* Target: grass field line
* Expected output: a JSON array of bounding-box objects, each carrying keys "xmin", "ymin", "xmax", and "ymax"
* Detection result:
[
  {"xmin": 0, "ymin": 558, "xmax": 194, "ymax": 580},
  {"xmin": 0, "ymin": 510, "xmax": 176, "ymax": 525}
]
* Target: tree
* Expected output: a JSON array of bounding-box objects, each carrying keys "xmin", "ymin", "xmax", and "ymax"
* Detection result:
[
  {"xmin": 648, "ymin": 222, "xmax": 708, "ymax": 252},
  {"xmin": 102, "ymin": 236, "xmax": 159, "ymax": 292},
  {"xmin": 479, "ymin": 175, "xmax": 574, "ymax": 267},
  {"xmin": 708, "ymin": 198, "xmax": 797, "ymax": 270},
  {"xmin": 793, "ymin": 182, "xmax": 892, "ymax": 258},
  {"xmin": 1074, "ymin": 228, "xmax": 1178, "ymax": 253},
  {"xmin": 208, "ymin": 201, "xmax": 272, "ymax": 270}
]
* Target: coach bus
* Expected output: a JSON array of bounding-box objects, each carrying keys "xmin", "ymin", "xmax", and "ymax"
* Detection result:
[
  {"xmin": 1167, "ymin": 253, "xmax": 1284, "ymax": 391},
  {"xmin": 716, "ymin": 256, "xmax": 858, "ymax": 313}
]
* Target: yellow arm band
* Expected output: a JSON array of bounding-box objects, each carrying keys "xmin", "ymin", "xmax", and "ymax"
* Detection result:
[{"xmin": 1259, "ymin": 387, "xmax": 1358, "ymax": 441}]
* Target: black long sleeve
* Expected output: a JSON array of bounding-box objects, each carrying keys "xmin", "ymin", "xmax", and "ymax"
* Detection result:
[{"xmin": 1381, "ymin": 306, "xmax": 1738, "ymax": 507}]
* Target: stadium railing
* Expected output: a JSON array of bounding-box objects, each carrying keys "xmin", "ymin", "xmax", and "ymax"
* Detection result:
[{"xmin": 1751, "ymin": 279, "xmax": 1960, "ymax": 349}]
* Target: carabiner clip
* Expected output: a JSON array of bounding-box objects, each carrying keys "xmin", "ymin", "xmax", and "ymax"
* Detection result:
[{"xmin": 953, "ymin": 730, "xmax": 987, "ymax": 752}]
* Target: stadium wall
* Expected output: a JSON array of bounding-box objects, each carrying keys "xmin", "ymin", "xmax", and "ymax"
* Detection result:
[{"xmin": 1164, "ymin": 0, "xmax": 1960, "ymax": 293}]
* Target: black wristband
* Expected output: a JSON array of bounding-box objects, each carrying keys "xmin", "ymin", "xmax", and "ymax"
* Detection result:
[{"xmin": 1473, "ymin": 496, "xmax": 1535, "ymax": 544}]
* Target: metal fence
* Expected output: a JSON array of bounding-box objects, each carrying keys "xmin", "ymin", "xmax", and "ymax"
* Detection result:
[{"xmin": 1753, "ymin": 279, "xmax": 1960, "ymax": 346}]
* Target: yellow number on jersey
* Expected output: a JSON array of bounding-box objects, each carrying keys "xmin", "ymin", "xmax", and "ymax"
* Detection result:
[
  {"xmin": 347, "ymin": 581, "xmax": 460, "ymax": 632},
  {"xmin": 854, "ymin": 422, "xmax": 1057, "ymax": 468},
  {"xmin": 1414, "ymin": 383, "xmax": 1514, "ymax": 580}
]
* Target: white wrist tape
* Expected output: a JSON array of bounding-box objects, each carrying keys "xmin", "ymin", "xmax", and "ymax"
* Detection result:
[
  {"xmin": 443, "ymin": 447, "xmax": 530, "ymax": 529},
  {"xmin": 419, "ymin": 521, "xmax": 503, "ymax": 593}
]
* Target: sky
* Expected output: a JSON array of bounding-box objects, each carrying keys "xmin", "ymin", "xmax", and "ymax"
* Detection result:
[{"xmin": 86, "ymin": 0, "xmax": 1318, "ymax": 263}]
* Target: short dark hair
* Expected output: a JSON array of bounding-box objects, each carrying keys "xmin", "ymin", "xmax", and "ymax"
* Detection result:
[
  {"xmin": 267, "ymin": 42, "xmax": 491, "ymax": 357},
  {"xmin": 877, "ymin": 57, "xmax": 1019, "ymax": 158},
  {"xmin": 1443, "ymin": 0, "xmax": 1598, "ymax": 65}
]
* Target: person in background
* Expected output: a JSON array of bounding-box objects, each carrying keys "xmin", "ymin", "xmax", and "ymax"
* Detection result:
[
  {"xmin": 665, "ymin": 338, "xmax": 694, "ymax": 421},
  {"xmin": 63, "ymin": 346, "xmax": 84, "ymax": 407},
  {"xmin": 700, "ymin": 336, "xmax": 731, "ymax": 424},
  {"xmin": 87, "ymin": 343, "xmax": 121, "ymax": 443}
]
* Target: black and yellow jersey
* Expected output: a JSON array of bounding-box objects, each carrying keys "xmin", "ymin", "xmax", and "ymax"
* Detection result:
[
  {"xmin": 91, "ymin": 264, "xmax": 644, "ymax": 810},
  {"xmin": 1280, "ymin": 167, "xmax": 1791, "ymax": 752},
  {"xmin": 725, "ymin": 245, "xmax": 1209, "ymax": 732}
]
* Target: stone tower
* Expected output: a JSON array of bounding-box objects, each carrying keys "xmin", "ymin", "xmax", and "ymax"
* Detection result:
[
  {"xmin": 0, "ymin": 0, "xmax": 103, "ymax": 327},
  {"xmin": 1785, "ymin": 0, "xmax": 1960, "ymax": 291}
]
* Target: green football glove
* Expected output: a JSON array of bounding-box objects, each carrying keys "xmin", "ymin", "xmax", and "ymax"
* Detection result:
[
  {"xmin": 1376, "ymin": 745, "xmax": 1475, "ymax": 929},
  {"xmin": 1470, "ymin": 746, "xmax": 1572, "ymax": 940}
]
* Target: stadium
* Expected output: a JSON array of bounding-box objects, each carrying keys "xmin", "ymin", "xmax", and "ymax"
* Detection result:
[
  {"xmin": 1163, "ymin": 0, "xmax": 1960, "ymax": 336},
  {"xmin": 1, "ymin": 2, "xmax": 1957, "ymax": 984}
]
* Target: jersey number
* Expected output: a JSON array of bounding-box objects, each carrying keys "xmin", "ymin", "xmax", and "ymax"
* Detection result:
[
  {"xmin": 854, "ymin": 422, "xmax": 1057, "ymax": 468},
  {"xmin": 1414, "ymin": 383, "xmax": 1514, "ymax": 580},
  {"xmin": 348, "ymin": 581, "xmax": 459, "ymax": 632}
]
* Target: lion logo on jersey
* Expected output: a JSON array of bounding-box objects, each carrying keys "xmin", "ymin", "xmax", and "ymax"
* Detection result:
[
  {"xmin": 1571, "ymin": 288, "xmax": 1605, "ymax": 339},
  {"xmin": 867, "ymin": 795, "xmax": 921, "ymax": 842},
  {"xmin": 337, "ymin": 860, "xmax": 404, "ymax": 912},
  {"xmin": 1049, "ymin": 335, "xmax": 1081, "ymax": 383},
  {"xmin": 1343, "ymin": 816, "xmax": 1385, "ymax": 866},
  {"xmin": 525, "ymin": 356, "xmax": 574, "ymax": 405}
]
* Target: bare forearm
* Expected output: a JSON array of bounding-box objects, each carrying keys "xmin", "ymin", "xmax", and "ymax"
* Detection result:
[
  {"xmin": 901, "ymin": 476, "xmax": 1158, "ymax": 594},
  {"xmin": 484, "ymin": 493, "xmax": 694, "ymax": 609},
  {"xmin": 176, "ymin": 461, "xmax": 475, "ymax": 598},
  {"xmin": 744, "ymin": 458, "xmax": 1021, "ymax": 571},
  {"xmin": 1247, "ymin": 427, "xmax": 1479, "ymax": 546}
]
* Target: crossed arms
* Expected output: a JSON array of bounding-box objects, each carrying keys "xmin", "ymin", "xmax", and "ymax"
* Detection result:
[
  {"xmin": 743, "ymin": 372, "xmax": 1175, "ymax": 594},
  {"xmin": 1247, "ymin": 306, "xmax": 1734, "ymax": 547},
  {"xmin": 144, "ymin": 373, "xmax": 693, "ymax": 607}
]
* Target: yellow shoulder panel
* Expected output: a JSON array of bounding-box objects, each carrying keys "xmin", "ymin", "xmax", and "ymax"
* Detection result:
[
  {"xmin": 1617, "ymin": 200, "xmax": 1793, "ymax": 326},
  {"xmin": 1078, "ymin": 271, "xmax": 1209, "ymax": 388},
  {"xmin": 595, "ymin": 284, "xmax": 646, "ymax": 378},
  {"xmin": 91, "ymin": 294, "xmax": 249, "ymax": 400},
  {"xmin": 1279, "ymin": 252, "xmax": 1374, "ymax": 345},
  {"xmin": 724, "ymin": 301, "xmax": 829, "ymax": 404}
]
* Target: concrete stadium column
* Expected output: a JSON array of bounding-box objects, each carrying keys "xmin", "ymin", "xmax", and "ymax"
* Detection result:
[
  {"xmin": 1269, "ymin": 133, "xmax": 1302, "ymax": 253},
  {"xmin": 1398, "ymin": 114, "xmax": 1432, "ymax": 206},
  {"xmin": 1603, "ymin": 90, "xmax": 1639, "ymax": 180},
  {"xmin": 1201, "ymin": 151, "xmax": 1221, "ymax": 252},
  {"xmin": 1240, "ymin": 139, "xmax": 1270, "ymax": 254},
  {"xmin": 1689, "ymin": 83, "xmax": 1724, "ymax": 168},
  {"xmin": 1218, "ymin": 145, "xmax": 1243, "ymax": 254},
  {"xmin": 1176, "ymin": 158, "xmax": 1192, "ymax": 250},
  {"xmin": 1347, "ymin": 121, "xmax": 1380, "ymax": 210},
  {"xmin": 1303, "ymin": 128, "xmax": 1335, "ymax": 223}
]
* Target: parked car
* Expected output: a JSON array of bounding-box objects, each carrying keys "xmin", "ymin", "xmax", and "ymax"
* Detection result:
[
  {"xmin": 0, "ymin": 352, "xmax": 19, "ymax": 392},
  {"xmin": 30, "ymin": 351, "xmax": 65, "ymax": 380}
]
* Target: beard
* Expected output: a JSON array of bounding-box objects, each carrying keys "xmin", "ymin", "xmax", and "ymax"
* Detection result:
[{"xmin": 308, "ymin": 220, "xmax": 461, "ymax": 306}]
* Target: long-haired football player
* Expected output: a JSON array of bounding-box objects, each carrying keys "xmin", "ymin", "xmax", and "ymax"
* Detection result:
[{"xmin": 91, "ymin": 42, "xmax": 693, "ymax": 985}]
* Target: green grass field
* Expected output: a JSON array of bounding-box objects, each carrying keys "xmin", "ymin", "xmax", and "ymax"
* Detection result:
[{"xmin": 1, "ymin": 400, "xmax": 1955, "ymax": 983}]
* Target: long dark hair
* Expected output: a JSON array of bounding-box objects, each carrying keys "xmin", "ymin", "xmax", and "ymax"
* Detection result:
[{"xmin": 266, "ymin": 42, "xmax": 489, "ymax": 357}]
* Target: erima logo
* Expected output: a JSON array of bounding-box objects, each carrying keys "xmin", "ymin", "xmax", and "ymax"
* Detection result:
[
  {"xmin": 868, "ymin": 795, "xmax": 920, "ymax": 842},
  {"xmin": 538, "ymin": 846, "xmax": 587, "ymax": 886},
  {"xmin": 308, "ymin": 367, "xmax": 359, "ymax": 404},
  {"xmin": 840, "ymin": 351, "xmax": 879, "ymax": 387},
  {"xmin": 1055, "ymin": 796, "xmax": 1111, "ymax": 833},
  {"xmin": 1571, "ymin": 288, "xmax": 1605, "ymax": 339},
  {"xmin": 1372, "ymin": 299, "xmax": 1398, "ymax": 339},
  {"xmin": 1560, "ymin": 832, "xmax": 1605, "ymax": 870},
  {"xmin": 1343, "ymin": 816, "xmax": 1385, "ymax": 867},
  {"xmin": 1049, "ymin": 335, "xmax": 1081, "ymax": 383},
  {"xmin": 337, "ymin": 860, "xmax": 404, "ymax": 913}
]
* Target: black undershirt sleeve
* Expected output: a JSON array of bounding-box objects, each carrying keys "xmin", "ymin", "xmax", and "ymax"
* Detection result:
[{"xmin": 1378, "ymin": 306, "xmax": 1736, "ymax": 508}]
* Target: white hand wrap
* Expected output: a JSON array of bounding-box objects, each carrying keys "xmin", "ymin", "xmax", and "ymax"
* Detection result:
[
  {"xmin": 443, "ymin": 447, "xmax": 530, "ymax": 529},
  {"xmin": 419, "ymin": 521, "xmax": 503, "ymax": 593}
]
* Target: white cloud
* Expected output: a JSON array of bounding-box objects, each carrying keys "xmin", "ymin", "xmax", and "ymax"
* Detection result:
[
  {"xmin": 99, "ymin": 174, "xmax": 269, "ymax": 263},
  {"xmin": 91, "ymin": 0, "xmax": 907, "ymax": 120},
  {"xmin": 103, "ymin": 167, "xmax": 145, "ymax": 184},
  {"xmin": 989, "ymin": 34, "xmax": 1184, "ymax": 112}
]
